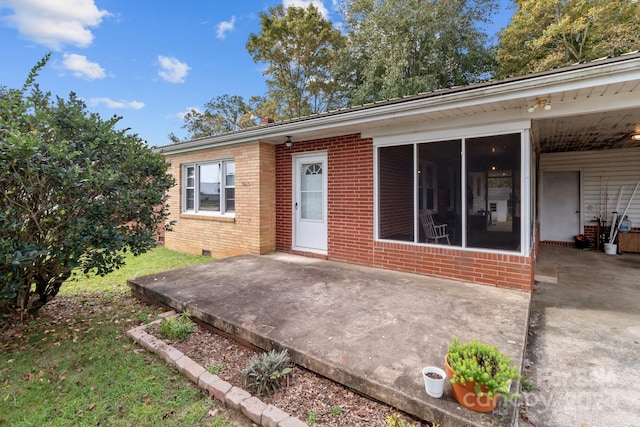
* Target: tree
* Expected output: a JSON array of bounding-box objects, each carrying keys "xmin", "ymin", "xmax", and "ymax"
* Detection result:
[
  {"xmin": 338, "ymin": 0, "xmax": 498, "ymax": 105},
  {"xmin": 0, "ymin": 56, "xmax": 174, "ymax": 318},
  {"xmin": 168, "ymin": 94, "xmax": 269, "ymax": 143},
  {"xmin": 246, "ymin": 4, "xmax": 346, "ymax": 120},
  {"xmin": 496, "ymin": 0, "xmax": 640, "ymax": 78}
]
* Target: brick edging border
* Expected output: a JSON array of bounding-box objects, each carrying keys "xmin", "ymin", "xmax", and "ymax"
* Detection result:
[{"xmin": 126, "ymin": 311, "xmax": 308, "ymax": 427}]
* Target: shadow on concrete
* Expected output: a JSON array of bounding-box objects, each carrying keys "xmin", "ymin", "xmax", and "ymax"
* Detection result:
[{"xmin": 128, "ymin": 252, "xmax": 531, "ymax": 427}]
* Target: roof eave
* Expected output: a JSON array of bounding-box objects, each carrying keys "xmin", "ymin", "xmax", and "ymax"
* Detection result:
[{"xmin": 158, "ymin": 52, "xmax": 640, "ymax": 156}]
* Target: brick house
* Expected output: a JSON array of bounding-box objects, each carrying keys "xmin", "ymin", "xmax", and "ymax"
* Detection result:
[{"xmin": 160, "ymin": 54, "xmax": 640, "ymax": 292}]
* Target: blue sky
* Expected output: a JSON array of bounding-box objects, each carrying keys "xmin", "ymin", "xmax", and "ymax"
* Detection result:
[{"xmin": 0, "ymin": 0, "xmax": 515, "ymax": 147}]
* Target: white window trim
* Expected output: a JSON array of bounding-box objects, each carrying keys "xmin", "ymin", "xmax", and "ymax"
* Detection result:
[{"xmin": 182, "ymin": 159, "xmax": 235, "ymax": 216}]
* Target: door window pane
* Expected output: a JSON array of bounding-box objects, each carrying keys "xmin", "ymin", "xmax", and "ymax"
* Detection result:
[
  {"xmin": 301, "ymin": 193, "xmax": 322, "ymax": 220},
  {"xmin": 301, "ymin": 163, "xmax": 323, "ymax": 220}
]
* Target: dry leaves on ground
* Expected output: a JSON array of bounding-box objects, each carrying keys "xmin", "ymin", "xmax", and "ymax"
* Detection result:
[{"xmin": 163, "ymin": 323, "xmax": 427, "ymax": 427}]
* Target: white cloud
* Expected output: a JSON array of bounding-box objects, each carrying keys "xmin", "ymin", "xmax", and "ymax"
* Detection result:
[
  {"xmin": 61, "ymin": 53, "xmax": 105, "ymax": 79},
  {"xmin": 0, "ymin": 0, "xmax": 109, "ymax": 50},
  {"xmin": 216, "ymin": 16, "xmax": 236, "ymax": 40},
  {"xmin": 170, "ymin": 106, "xmax": 202, "ymax": 120},
  {"xmin": 89, "ymin": 97, "xmax": 144, "ymax": 109},
  {"xmin": 283, "ymin": 0, "xmax": 329, "ymax": 17},
  {"xmin": 157, "ymin": 55, "xmax": 190, "ymax": 83}
]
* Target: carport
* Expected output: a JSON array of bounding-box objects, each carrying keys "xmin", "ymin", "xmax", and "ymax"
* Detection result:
[
  {"xmin": 528, "ymin": 245, "xmax": 640, "ymax": 426},
  {"xmin": 532, "ymin": 89, "xmax": 640, "ymax": 248}
]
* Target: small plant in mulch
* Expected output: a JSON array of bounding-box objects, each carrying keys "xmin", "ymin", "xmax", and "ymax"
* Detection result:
[
  {"xmin": 207, "ymin": 364, "xmax": 225, "ymax": 375},
  {"xmin": 158, "ymin": 311, "xmax": 196, "ymax": 341},
  {"xmin": 385, "ymin": 412, "xmax": 417, "ymax": 427},
  {"xmin": 306, "ymin": 411, "xmax": 319, "ymax": 424},
  {"xmin": 242, "ymin": 349, "xmax": 293, "ymax": 396}
]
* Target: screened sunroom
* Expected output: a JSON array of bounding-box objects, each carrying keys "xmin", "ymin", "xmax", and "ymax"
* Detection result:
[{"xmin": 375, "ymin": 127, "xmax": 531, "ymax": 254}]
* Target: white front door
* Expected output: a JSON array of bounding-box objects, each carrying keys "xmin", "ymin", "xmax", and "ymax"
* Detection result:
[
  {"xmin": 293, "ymin": 153, "xmax": 328, "ymax": 252},
  {"xmin": 540, "ymin": 171, "xmax": 580, "ymax": 242}
]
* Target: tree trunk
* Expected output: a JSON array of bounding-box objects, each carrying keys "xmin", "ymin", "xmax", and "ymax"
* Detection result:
[{"xmin": 28, "ymin": 271, "xmax": 71, "ymax": 314}]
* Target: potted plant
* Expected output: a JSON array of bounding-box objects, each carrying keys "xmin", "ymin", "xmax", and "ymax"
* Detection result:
[
  {"xmin": 422, "ymin": 366, "xmax": 446, "ymax": 398},
  {"xmin": 444, "ymin": 337, "xmax": 521, "ymax": 412}
]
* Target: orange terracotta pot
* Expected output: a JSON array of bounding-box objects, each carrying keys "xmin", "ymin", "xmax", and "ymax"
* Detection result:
[{"xmin": 444, "ymin": 355, "xmax": 499, "ymax": 413}]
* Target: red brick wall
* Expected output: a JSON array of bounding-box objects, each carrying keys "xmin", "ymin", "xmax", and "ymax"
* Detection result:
[
  {"xmin": 275, "ymin": 134, "xmax": 375, "ymax": 266},
  {"xmin": 372, "ymin": 243, "xmax": 533, "ymax": 291},
  {"xmin": 276, "ymin": 133, "xmax": 534, "ymax": 292}
]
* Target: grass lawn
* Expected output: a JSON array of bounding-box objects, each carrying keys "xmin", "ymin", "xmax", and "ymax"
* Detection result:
[{"xmin": 0, "ymin": 247, "xmax": 247, "ymax": 427}]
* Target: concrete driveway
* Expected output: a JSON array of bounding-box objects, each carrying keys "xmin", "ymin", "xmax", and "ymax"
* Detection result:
[{"xmin": 523, "ymin": 246, "xmax": 640, "ymax": 426}]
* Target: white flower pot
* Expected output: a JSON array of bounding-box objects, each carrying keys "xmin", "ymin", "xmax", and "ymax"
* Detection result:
[{"xmin": 422, "ymin": 366, "xmax": 446, "ymax": 398}]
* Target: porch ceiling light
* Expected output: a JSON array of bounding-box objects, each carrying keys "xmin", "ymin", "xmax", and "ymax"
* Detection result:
[
  {"xmin": 528, "ymin": 97, "xmax": 551, "ymax": 113},
  {"xmin": 631, "ymin": 134, "xmax": 640, "ymax": 141},
  {"xmin": 284, "ymin": 136, "xmax": 294, "ymax": 148}
]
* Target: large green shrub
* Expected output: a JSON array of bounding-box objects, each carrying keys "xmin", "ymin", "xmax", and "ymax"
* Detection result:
[{"xmin": 0, "ymin": 55, "xmax": 174, "ymax": 318}]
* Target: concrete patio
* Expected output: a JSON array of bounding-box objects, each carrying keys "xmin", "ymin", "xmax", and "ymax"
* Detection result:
[{"xmin": 128, "ymin": 252, "xmax": 530, "ymax": 427}]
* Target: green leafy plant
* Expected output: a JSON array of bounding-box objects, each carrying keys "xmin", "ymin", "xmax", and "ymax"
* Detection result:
[
  {"xmin": 137, "ymin": 312, "xmax": 150, "ymax": 324},
  {"xmin": 385, "ymin": 412, "xmax": 415, "ymax": 427},
  {"xmin": 447, "ymin": 337, "xmax": 521, "ymax": 401},
  {"xmin": 242, "ymin": 349, "xmax": 293, "ymax": 396},
  {"xmin": 306, "ymin": 411, "xmax": 318, "ymax": 424},
  {"xmin": 329, "ymin": 405, "xmax": 342, "ymax": 416},
  {"xmin": 522, "ymin": 377, "xmax": 534, "ymax": 391},
  {"xmin": 158, "ymin": 311, "xmax": 196, "ymax": 341},
  {"xmin": 207, "ymin": 364, "xmax": 225, "ymax": 375}
]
